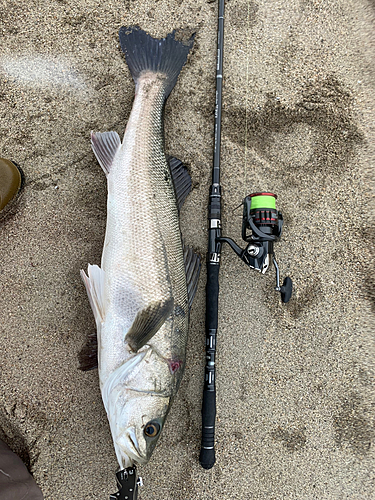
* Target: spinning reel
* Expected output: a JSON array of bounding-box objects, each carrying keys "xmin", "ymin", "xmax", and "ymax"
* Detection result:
[{"xmin": 218, "ymin": 192, "xmax": 292, "ymax": 303}]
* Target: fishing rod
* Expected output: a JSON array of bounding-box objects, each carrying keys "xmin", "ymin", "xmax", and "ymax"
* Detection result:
[
  {"xmin": 199, "ymin": 0, "xmax": 292, "ymax": 470},
  {"xmin": 199, "ymin": 0, "xmax": 224, "ymax": 470}
]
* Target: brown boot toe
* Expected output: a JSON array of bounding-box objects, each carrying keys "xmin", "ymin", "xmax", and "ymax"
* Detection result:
[{"xmin": 0, "ymin": 157, "xmax": 23, "ymax": 212}]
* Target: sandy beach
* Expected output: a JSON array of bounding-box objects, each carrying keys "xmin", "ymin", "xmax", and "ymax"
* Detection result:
[{"xmin": 0, "ymin": 0, "xmax": 374, "ymax": 498}]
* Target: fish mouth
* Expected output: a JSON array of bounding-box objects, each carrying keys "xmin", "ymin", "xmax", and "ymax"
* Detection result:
[
  {"xmin": 125, "ymin": 428, "xmax": 141, "ymax": 458},
  {"xmin": 116, "ymin": 427, "xmax": 146, "ymax": 468}
]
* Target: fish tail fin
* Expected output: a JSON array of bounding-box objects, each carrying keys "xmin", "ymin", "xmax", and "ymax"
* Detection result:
[{"xmin": 119, "ymin": 26, "xmax": 195, "ymax": 98}]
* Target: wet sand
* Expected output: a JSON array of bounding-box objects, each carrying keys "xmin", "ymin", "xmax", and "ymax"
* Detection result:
[{"xmin": 0, "ymin": 0, "xmax": 374, "ymax": 498}]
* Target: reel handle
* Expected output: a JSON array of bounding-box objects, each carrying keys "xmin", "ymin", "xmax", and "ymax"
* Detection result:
[
  {"xmin": 273, "ymin": 257, "xmax": 292, "ymax": 303},
  {"xmin": 280, "ymin": 276, "xmax": 293, "ymax": 303}
]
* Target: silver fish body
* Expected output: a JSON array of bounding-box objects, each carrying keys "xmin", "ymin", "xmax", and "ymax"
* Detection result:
[{"xmin": 81, "ymin": 27, "xmax": 198, "ymax": 469}]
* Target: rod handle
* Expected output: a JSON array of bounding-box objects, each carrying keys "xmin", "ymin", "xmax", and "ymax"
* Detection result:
[{"xmin": 199, "ymin": 389, "xmax": 216, "ymax": 469}]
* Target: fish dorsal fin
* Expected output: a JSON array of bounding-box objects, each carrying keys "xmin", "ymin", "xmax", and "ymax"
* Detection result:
[
  {"xmin": 168, "ymin": 156, "xmax": 192, "ymax": 210},
  {"xmin": 80, "ymin": 264, "xmax": 105, "ymax": 325},
  {"xmin": 125, "ymin": 298, "xmax": 174, "ymax": 352},
  {"xmin": 183, "ymin": 246, "xmax": 201, "ymax": 309},
  {"xmin": 91, "ymin": 131, "xmax": 121, "ymax": 176}
]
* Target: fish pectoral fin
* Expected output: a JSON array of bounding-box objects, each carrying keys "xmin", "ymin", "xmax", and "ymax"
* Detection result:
[
  {"xmin": 183, "ymin": 246, "xmax": 201, "ymax": 309},
  {"xmin": 80, "ymin": 264, "xmax": 106, "ymax": 324},
  {"xmin": 167, "ymin": 156, "xmax": 192, "ymax": 210},
  {"xmin": 91, "ymin": 131, "xmax": 121, "ymax": 176},
  {"xmin": 125, "ymin": 298, "xmax": 174, "ymax": 352}
]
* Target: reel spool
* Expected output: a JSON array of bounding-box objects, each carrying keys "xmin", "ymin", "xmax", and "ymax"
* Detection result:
[{"xmin": 218, "ymin": 192, "xmax": 292, "ymax": 303}]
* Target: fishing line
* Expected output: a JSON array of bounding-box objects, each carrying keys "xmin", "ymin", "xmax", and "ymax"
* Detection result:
[{"xmin": 244, "ymin": 0, "xmax": 251, "ymax": 197}]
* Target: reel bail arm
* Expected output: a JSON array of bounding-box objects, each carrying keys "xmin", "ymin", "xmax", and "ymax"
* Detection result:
[{"xmin": 217, "ymin": 192, "xmax": 293, "ymax": 303}]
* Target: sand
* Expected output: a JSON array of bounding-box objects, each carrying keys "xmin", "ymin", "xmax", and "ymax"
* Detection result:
[{"xmin": 0, "ymin": 0, "xmax": 374, "ymax": 498}]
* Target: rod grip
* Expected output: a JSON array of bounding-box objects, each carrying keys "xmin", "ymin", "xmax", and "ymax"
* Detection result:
[
  {"xmin": 199, "ymin": 389, "xmax": 216, "ymax": 469},
  {"xmin": 200, "ymin": 263, "xmax": 219, "ymax": 469},
  {"xmin": 206, "ymin": 263, "xmax": 219, "ymax": 330}
]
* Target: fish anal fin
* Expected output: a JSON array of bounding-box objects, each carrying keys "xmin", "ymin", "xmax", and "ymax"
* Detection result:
[
  {"xmin": 91, "ymin": 131, "xmax": 121, "ymax": 176},
  {"xmin": 80, "ymin": 264, "xmax": 105, "ymax": 325},
  {"xmin": 79, "ymin": 264, "xmax": 105, "ymax": 371},
  {"xmin": 167, "ymin": 156, "xmax": 192, "ymax": 210},
  {"xmin": 183, "ymin": 246, "xmax": 201, "ymax": 309},
  {"xmin": 125, "ymin": 298, "xmax": 174, "ymax": 352}
]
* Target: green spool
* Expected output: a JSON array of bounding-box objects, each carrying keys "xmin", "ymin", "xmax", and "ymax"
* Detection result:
[{"xmin": 249, "ymin": 193, "xmax": 276, "ymax": 210}]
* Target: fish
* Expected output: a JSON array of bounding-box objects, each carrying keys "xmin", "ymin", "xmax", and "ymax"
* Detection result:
[{"xmin": 80, "ymin": 26, "xmax": 200, "ymax": 469}]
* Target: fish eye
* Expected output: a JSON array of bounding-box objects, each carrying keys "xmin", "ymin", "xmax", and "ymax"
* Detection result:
[{"xmin": 144, "ymin": 421, "xmax": 160, "ymax": 438}]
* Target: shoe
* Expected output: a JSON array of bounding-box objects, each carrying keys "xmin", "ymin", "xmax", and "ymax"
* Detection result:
[
  {"xmin": 0, "ymin": 157, "xmax": 24, "ymax": 213},
  {"xmin": 0, "ymin": 439, "xmax": 43, "ymax": 499}
]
